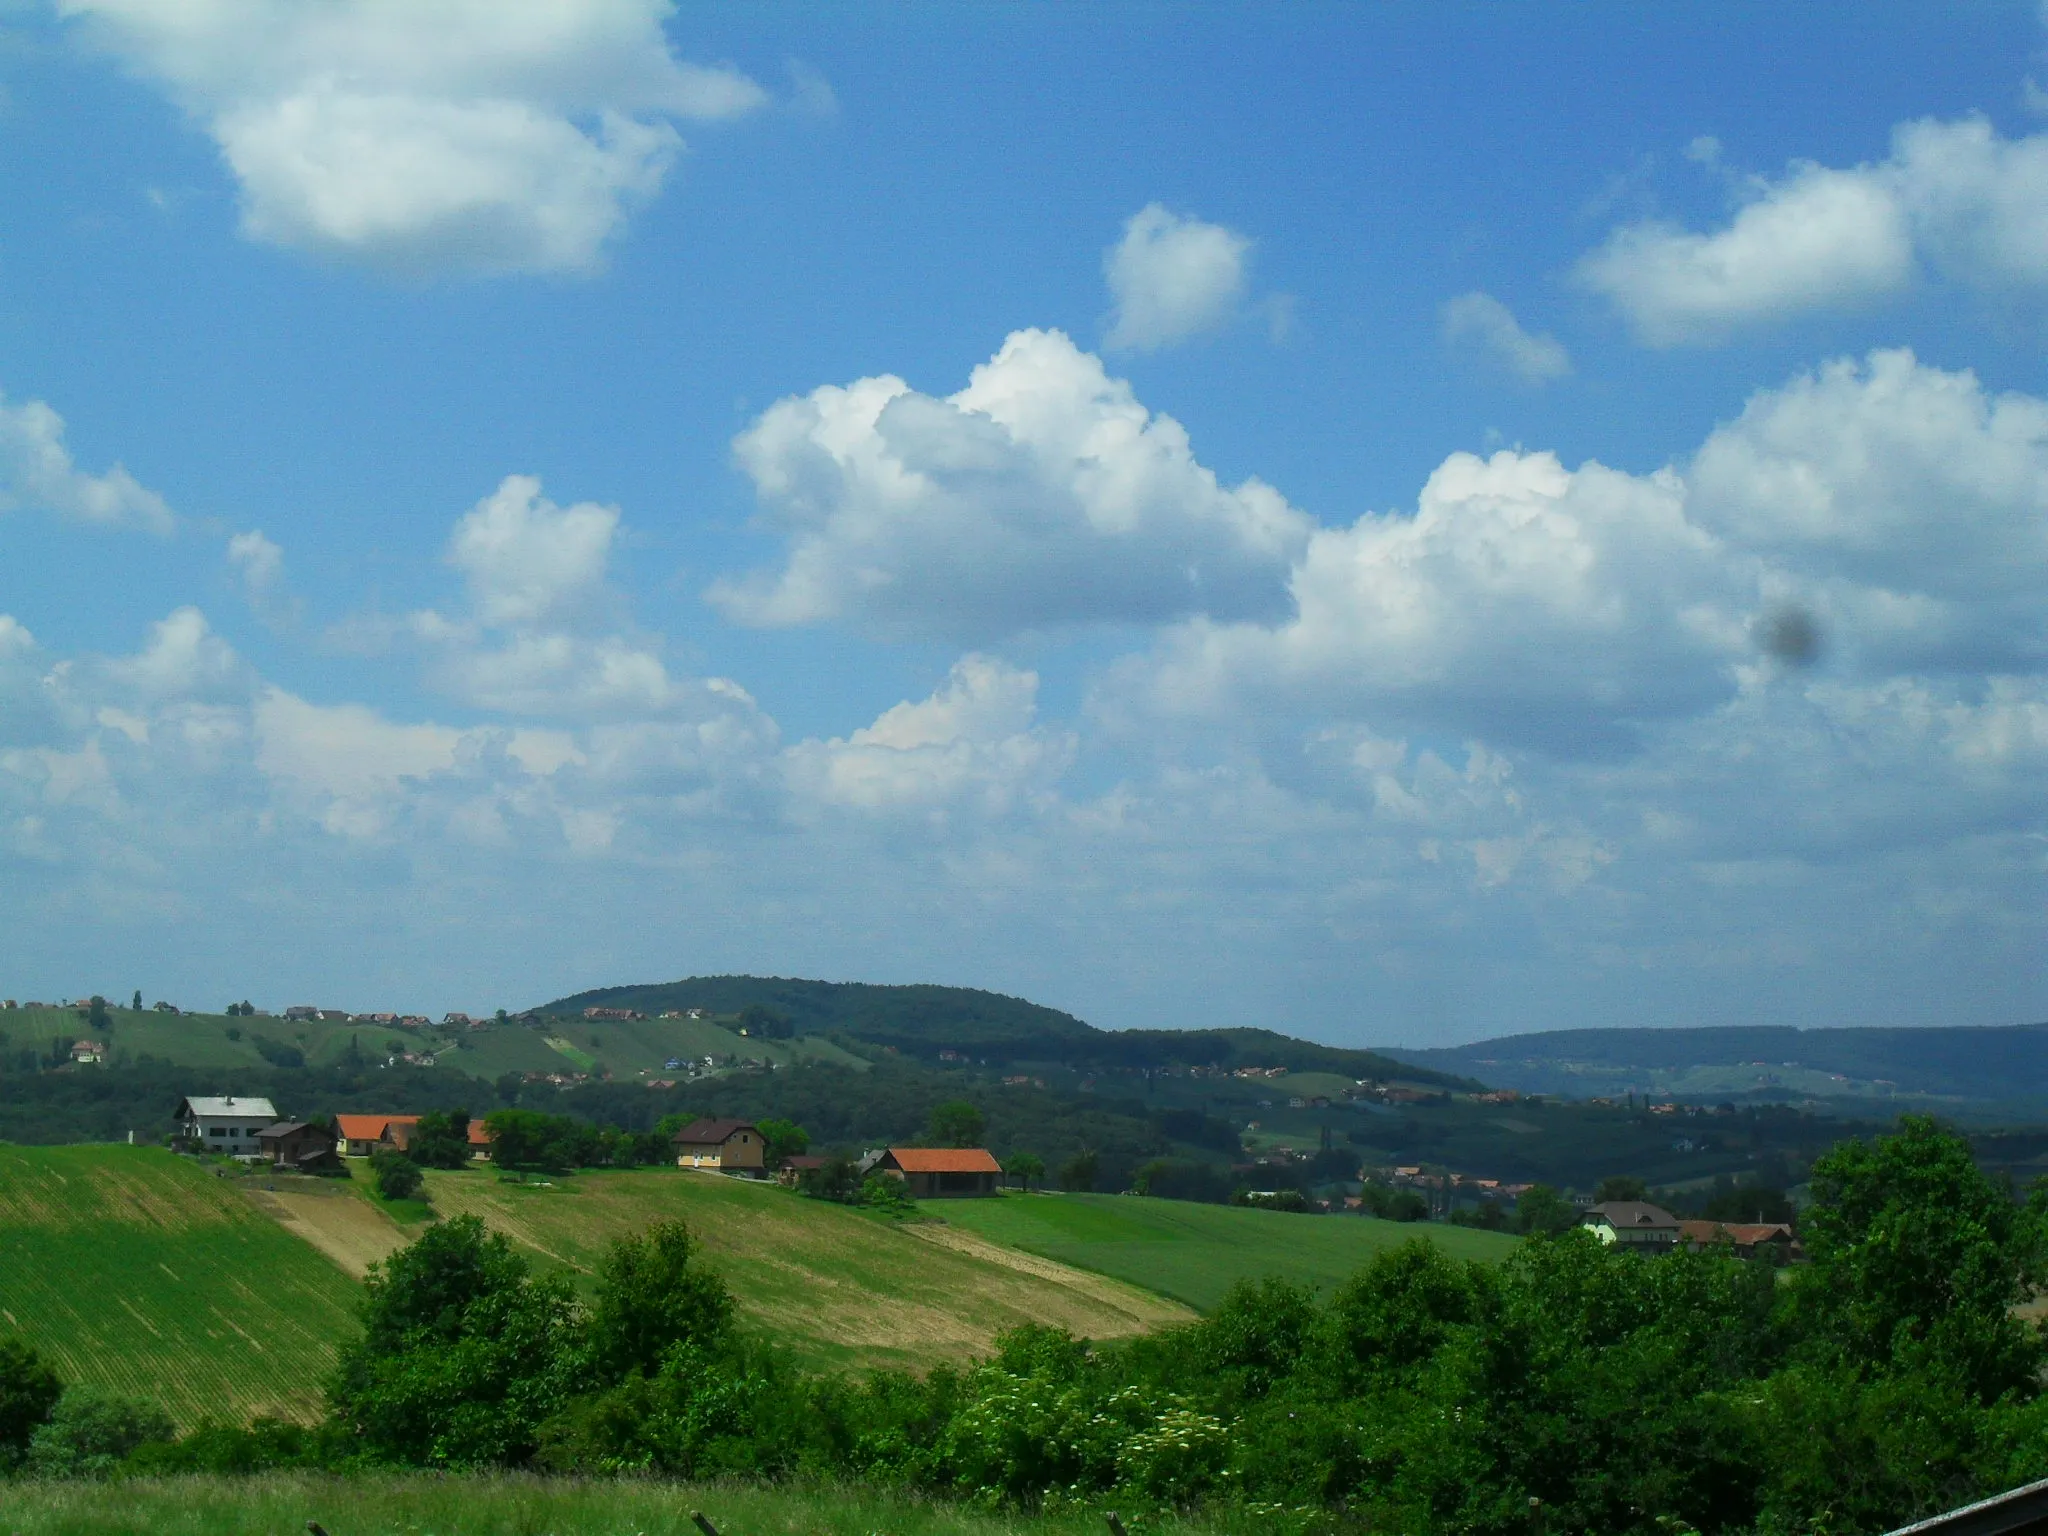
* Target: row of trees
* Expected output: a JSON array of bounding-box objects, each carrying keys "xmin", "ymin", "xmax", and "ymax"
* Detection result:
[{"xmin": 4, "ymin": 1116, "xmax": 2043, "ymax": 1532}]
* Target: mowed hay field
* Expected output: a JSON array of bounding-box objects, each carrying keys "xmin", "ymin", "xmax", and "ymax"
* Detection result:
[
  {"xmin": 0, "ymin": 1146, "xmax": 363, "ymax": 1426},
  {"xmin": 416, "ymin": 1167, "xmax": 1194, "ymax": 1370},
  {"xmin": 938, "ymin": 1192, "xmax": 1521, "ymax": 1312}
]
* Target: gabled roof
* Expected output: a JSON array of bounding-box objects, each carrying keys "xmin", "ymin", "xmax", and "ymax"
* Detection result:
[
  {"xmin": 1586, "ymin": 1200, "xmax": 1680, "ymax": 1229},
  {"xmin": 334, "ymin": 1113, "xmax": 415, "ymax": 1142},
  {"xmin": 178, "ymin": 1096, "xmax": 278, "ymax": 1120},
  {"xmin": 671, "ymin": 1117, "xmax": 755, "ymax": 1145},
  {"xmin": 882, "ymin": 1147, "xmax": 1003, "ymax": 1175},
  {"xmin": 256, "ymin": 1121, "xmax": 332, "ymax": 1142},
  {"xmin": 1679, "ymin": 1220, "xmax": 1794, "ymax": 1245}
]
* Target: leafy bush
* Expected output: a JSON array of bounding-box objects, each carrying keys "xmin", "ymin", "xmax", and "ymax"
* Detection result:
[
  {"xmin": 26, "ymin": 1388, "xmax": 173, "ymax": 1476},
  {"xmin": 370, "ymin": 1149, "xmax": 424, "ymax": 1201}
]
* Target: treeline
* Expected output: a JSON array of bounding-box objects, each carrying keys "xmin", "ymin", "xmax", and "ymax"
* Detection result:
[{"xmin": 5, "ymin": 1116, "xmax": 2047, "ymax": 1535}]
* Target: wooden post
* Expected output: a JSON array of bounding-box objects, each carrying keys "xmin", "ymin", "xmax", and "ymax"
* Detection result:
[
  {"xmin": 691, "ymin": 1513, "xmax": 721, "ymax": 1536},
  {"xmin": 1106, "ymin": 1514, "xmax": 1130, "ymax": 1536}
]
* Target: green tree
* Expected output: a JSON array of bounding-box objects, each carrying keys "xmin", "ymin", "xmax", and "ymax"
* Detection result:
[
  {"xmin": 586, "ymin": 1220, "xmax": 733, "ymax": 1384},
  {"xmin": 1595, "ymin": 1175, "xmax": 1649, "ymax": 1204},
  {"xmin": 1517, "ymin": 1183, "xmax": 1578, "ymax": 1235},
  {"xmin": 1059, "ymin": 1150, "xmax": 1098, "ymax": 1192},
  {"xmin": 130, "ymin": 990, "xmax": 141, "ymax": 1012},
  {"xmin": 0, "ymin": 1336, "xmax": 62, "ymax": 1467},
  {"xmin": 407, "ymin": 1110, "xmax": 473, "ymax": 1170},
  {"xmin": 371, "ymin": 1149, "xmax": 424, "ymax": 1201},
  {"xmin": 1794, "ymin": 1114, "xmax": 2047, "ymax": 1403},
  {"xmin": 1004, "ymin": 1151, "xmax": 1045, "ymax": 1190},
  {"xmin": 927, "ymin": 1099, "xmax": 986, "ymax": 1146},
  {"xmin": 755, "ymin": 1118, "xmax": 809, "ymax": 1166},
  {"xmin": 798, "ymin": 1153, "xmax": 863, "ymax": 1204},
  {"xmin": 328, "ymin": 1215, "xmax": 582, "ymax": 1466},
  {"xmin": 737, "ymin": 1003, "xmax": 793, "ymax": 1040}
]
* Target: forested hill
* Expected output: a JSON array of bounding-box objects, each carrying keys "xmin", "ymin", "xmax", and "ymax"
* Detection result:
[
  {"xmin": 539, "ymin": 975, "xmax": 1475, "ymax": 1088},
  {"xmin": 1376, "ymin": 1021, "xmax": 2048, "ymax": 1109}
]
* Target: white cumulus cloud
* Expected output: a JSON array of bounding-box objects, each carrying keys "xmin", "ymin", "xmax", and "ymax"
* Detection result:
[
  {"xmin": 1103, "ymin": 203, "xmax": 1252, "ymax": 351},
  {"xmin": 61, "ymin": 0, "xmax": 767, "ymax": 276},
  {"xmin": 1440, "ymin": 292, "xmax": 1572, "ymax": 383},
  {"xmin": 713, "ymin": 328, "xmax": 1314, "ymax": 641},
  {"xmin": 1582, "ymin": 116, "xmax": 2048, "ymax": 344},
  {"xmin": 447, "ymin": 474, "xmax": 619, "ymax": 626},
  {"xmin": 0, "ymin": 393, "xmax": 174, "ymax": 532},
  {"xmin": 783, "ymin": 655, "xmax": 1075, "ymax": 815}
]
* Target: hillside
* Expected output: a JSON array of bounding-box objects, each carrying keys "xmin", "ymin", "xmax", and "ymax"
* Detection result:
[
  {"xmin": 0, "ymin": 1145, "xmax": 362, "ymax": 1426},
  {"xmin": 1378, "ymin": 1021, "xmax": 2048, "ymax": 1111},
  {"xmin": 938, "ymin": 1191, "xmax": 1519, "ymax": 1312},
  {"xmin": 542, "ymin": 974, "xmax": 1474, "ymax": 1086}
]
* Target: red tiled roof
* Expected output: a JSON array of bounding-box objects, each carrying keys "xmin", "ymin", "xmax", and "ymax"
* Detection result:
[
  {"xmin": 884, "ymin": 1147, "xmax": 1003, "ymax": 1175},
  {"xmin": 335, "ymin": 1113, "xmax": 415, "ymax": 1142}
]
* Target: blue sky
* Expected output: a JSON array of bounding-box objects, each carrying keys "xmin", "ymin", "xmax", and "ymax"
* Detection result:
[{"xmin": 1, "ymin": 1, "xmax": 2043, "ymax": 1044}]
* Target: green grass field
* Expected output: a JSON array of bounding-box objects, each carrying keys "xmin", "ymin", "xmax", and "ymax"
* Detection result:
[
  {"xmin": 0, "ymin": 1473, "xmax": 1241, "ymax": 1536},
  {"xmin": 0, "ymin": 1146, "xmax": 365, "ymax": 1426},
  {"xmin": 935, "ymin": 1192, "xmax": 1520, "ymax": 1311},
  {"xmin": 415, "ymin": 1168, "xmax": 1192, "ymax": 1371}
]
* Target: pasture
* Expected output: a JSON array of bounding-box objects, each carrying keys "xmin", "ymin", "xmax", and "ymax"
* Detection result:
[
  {"xmin": 936, "ymin": 1191, "xmax": 1520, "ymax": 1311},
  {"xmin": 0, "ymin": 1473, "xmax": 1241, "ymax": 1536},
  {"xmin": 413, "ymin": 1167, "xmax": 1194, "ymax": 1370},
  {"xmin": 0, "ymin": 1145, "xmax": 363, "ymax": 1426}
]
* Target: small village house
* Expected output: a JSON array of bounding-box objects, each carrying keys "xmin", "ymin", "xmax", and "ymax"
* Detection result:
[
  {"xmin": 175, "ymin": 1095, "xmax": 279, "ymax": 1153},
  {"xmin": 256, "ymin": 1121, "xmax": 341, "ymax": 1172},
  {"xmin": 381, "ymin": 1118, "xmax": 494, "ymax": 1161},
  {"xmin": 671, "ymin": 1117, "xmax": 766, "ymax": 1173},
  {"xmin": 335, "ymin": 1113, "xmax": 416, "ymax": 1157},
  {"xmin": 1581, "ymin": 1200, "xmax": 1683, "ymax": 1254},
  {"xmin": 69, "ymin": 1039, "xmax": 105, "ymax": 1065},
  {"xmin": 874, "ymin": 1147, "xmax": 1003, "ymax": 1198}
]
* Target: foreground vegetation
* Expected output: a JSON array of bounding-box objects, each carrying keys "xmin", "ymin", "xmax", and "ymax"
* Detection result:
[
  {"xmin": 0, "ymin": 1471, "xmax": 1239, "ymax": 1535},
  {"xmin": 6, "ymin": 1115, "xmax": 2047, "ymax": 1534}
]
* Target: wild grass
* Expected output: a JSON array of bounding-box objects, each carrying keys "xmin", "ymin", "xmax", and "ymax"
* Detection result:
[
  {"xmin": 0, "ymin": 1145, "xmax": 363, "ymax": 1426},
  {"xmin": 936, "ymin": 1191, "xmax": 1519, "ymax": 1311},
  {"xmin": 0, "ymin": 1473, "xmax": 1241, "ymax": 1536}
]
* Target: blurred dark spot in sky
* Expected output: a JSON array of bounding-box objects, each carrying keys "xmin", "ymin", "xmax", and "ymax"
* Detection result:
[{"xmin": 1755, "ymin": 606, "xmax": 1823, "ymax": 667}]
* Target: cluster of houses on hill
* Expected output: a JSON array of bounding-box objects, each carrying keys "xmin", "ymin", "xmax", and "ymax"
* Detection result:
[
  {"xmin": 1582, "ymin": 1199, "xmax": 1801, "ymax": 1262},
  {"xmin": 173, "ymin": 1097, "xmax": 1006, "ymax": 1199}
]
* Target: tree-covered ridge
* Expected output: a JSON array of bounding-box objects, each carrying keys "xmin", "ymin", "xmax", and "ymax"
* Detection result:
[
  {"xmin": 1382, "ymin": 1020, "xmax": 2048, "ymax": 1106},
  {"xmin": 541, "ymin": 975, "xmax": 1470, "ymax": 1087}
]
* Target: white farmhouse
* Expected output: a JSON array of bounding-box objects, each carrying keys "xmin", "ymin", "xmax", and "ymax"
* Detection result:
[{"xmin": 175, "ymin": 1095, "xmax": 279, "ymax": 1153}]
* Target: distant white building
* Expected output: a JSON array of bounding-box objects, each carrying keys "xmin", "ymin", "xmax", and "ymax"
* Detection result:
[{"xmin": 175, "ymin": 1095, "xmax": 279, "ymax": 1152}]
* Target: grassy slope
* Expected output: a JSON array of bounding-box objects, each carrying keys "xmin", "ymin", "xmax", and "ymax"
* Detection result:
[
  {"xmin": 938, "ymin": 1192, "xmax": 1519, "ymax": 1312},
  {"xmin": 0, "ymin": 1472, "xmax": 1236, "ymax": 1536},
  {"xmin": 0, "ymin": 1146, "xmax": 363, "ymax": 1426},
  {"xmin": 417, "ymin": 1167, "xmax": 1192, "ymax": 1371}
]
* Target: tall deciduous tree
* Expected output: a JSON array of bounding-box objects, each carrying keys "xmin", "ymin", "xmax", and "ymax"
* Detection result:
[
  {"xmin": 927, "ymin": 1100, "xmax": 986, "ymax": 1146},
  {"xmin": 1795, "ymin": 1114, "xmax": 2047, "ymax": 1403}
]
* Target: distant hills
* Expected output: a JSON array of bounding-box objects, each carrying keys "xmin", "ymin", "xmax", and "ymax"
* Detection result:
[
  {"xmin": 1377, "ymin": 1022, "xmax": 2048, "ymax": 1112},
  {"xmin": 541, "ymin": 975, "xmax": 1477, "ymax": 1089}
]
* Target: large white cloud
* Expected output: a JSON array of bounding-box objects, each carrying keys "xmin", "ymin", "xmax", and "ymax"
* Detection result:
[
  {"xmin": 1689, "ymin": 349, "xmax": 2048, "ymax": 672},
  {"xmin": 713, "ymin": 328, "xmax": 1314, "ymax": 641},
  {"xmin": 1114, "ymin": 448, "xmax": 1744, "ymax": 752},
  {"xmin": 0, "ymin": 393, "xmax": 174, "ymax": 532},
  {"xmin": 1581, "ymin": 116, "xmax": 2048, "ymax": 344},
  {"xmin": 61, "ymin": 0, "xmax": 766, "ymax": 275},
  {"xmin": 1102, "ymin": 204, "xmax": 1252, "ymax": 352}
]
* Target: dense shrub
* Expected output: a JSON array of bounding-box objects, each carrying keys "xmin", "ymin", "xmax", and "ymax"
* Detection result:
[
  {"xmin": 369, "ymin": 1149, "xmax": 423, "ymax": 1201},
  {"xmin": 27, "ymin": 1389, "xmax": 174, "ymax": 1476},
  {"xmin": 0, "ymin": 1336, "xmax": 61, "ymax": 1466}
]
